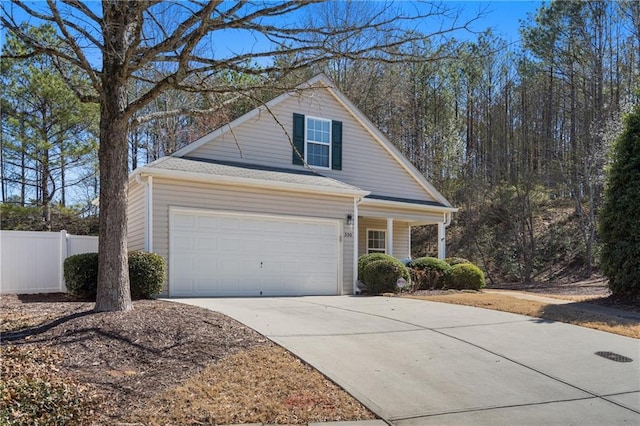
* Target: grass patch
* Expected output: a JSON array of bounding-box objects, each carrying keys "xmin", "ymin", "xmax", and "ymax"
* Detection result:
[
  {"xmin": 405, "ymin": 293, "xmax": 640, "ymax": 339},
  {"xmin": 130, "ymin": 346, "xmax": 375, "ymax": 425},
  {"xmin": 0, "ymin": 346, "xmax": 96, "ymax": 426}
]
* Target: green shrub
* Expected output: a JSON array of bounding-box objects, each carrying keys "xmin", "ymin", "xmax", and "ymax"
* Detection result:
[
  {"xmin": 362, "ymin": 259, "xmax": 407, "ymax": 294},
  {"xmin": 444, "ymin": 257, "xmax": 471, "ymax": 266},
  {"xmin": 63, "ymin": 251, "xmax": 166, "ymax": 300},
  {"xmin": 600, "ymin": 102, "xmax": 640, "ymax": 300},
  {"xmin": 63, "ymin": 252, "xmax": 99, "ymax": 299},
  {"xmin": 446, "ymin": 263, "xmax": 486, "ymax": 290},
  {"xmin": 358, "ymin": 253, "xmax": 410, "ymax": 282},
  {"xmin": 407, "ymin": 257, "xmax": 452, "ymax": 289},
  {"xmin": 128, "ymin": 251, "xmax": 166, "ymax": 299}
]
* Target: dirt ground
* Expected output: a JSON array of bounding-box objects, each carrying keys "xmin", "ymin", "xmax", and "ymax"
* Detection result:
[
  {"xmin": 0, "ymin": 294, "xmax": 374, "ymax": 425},
  {"xmin": 487, "ymin": 276, "xmax": 611, "ymax": 296},
  {"xmin": 486, "ymin": 276, "xmax": 640, "ymax": 313},
  {"xmin": 406, "ymin": 278, "xmax": 640, "ymax": 339}
]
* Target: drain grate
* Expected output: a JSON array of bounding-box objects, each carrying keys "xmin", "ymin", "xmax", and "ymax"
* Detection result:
[{"xmin": 595, "ymin": 351, "xmax": 633, "ymax": 363}]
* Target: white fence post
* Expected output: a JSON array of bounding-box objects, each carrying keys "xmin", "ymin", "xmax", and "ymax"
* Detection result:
[{"xmin": 60, "ymin": 230, "xmax": 68, "ymax": 292}]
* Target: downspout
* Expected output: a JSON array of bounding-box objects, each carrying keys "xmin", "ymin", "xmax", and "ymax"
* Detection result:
[
  {"xmin": 135, "ymin": 174, "xmax": 153, "ymax": 252},
  {"xmin": 437, "ymin": 211, "xmax": 453, "ymax": 259},
  {"xmin": 353, "ymin": 196, "xmax": 363, "ymax": 295},
  {"xmin": 147, "ymin": 175, "xmax": 153, "ymax": 252},
  {"xmin": 444, "ymin": 211, "xmax": 452, "ymax": 227}
]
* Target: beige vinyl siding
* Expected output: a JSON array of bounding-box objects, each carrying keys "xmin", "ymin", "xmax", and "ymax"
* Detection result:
[
  {"xmin": 127, "ymin": 181, "xmax": 145, "ymax": 251},
  {"xmin": 188, "ymin": 88, "xmax": 434, "ymax": 202},
  {"xmin": 393, "ymin": 221, "xmax": 411, "ymax": 260},
  {"xmin": 152, "ymin": 178, "xmax": 354, "ymax": 295},
  {"xmin": 358, "ymin": 218, "xmax": 410, "ymax": 259}
]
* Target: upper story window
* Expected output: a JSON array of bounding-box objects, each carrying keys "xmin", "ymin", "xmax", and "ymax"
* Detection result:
[
  {"xmin": 292, "ymin": 113, "xmax": 342, "ymax": 171},
  {"xmin": 306, "ymin": 117, "xmax": 331, "ymax": 168}
]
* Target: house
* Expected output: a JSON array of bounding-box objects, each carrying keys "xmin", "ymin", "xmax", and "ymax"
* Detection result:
[{"xmin": 127, "ymin": 74, "xmax": 457, "ymax": 297}]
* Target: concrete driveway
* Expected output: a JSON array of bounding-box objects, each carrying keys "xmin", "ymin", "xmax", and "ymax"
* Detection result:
[{"xmin": 175, "ymin": 296, "xmax": 640, "ymax": 425}]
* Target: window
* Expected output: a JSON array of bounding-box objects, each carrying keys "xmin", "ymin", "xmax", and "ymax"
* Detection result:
[
  {"xmin": 292, "ymin": 113, "xmax": 342, "ymax": 170},
  {"xmin": 367, "ymin": 229, "xmax": 386, "ymax": 254},
  {"xmin": 306, "ymin": 117, "xmax": 331, "ymax": 168}
]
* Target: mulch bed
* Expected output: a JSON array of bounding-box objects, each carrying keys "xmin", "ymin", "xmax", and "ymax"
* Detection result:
[{"xmin": 0, "ymin": 294, "xmax": 270, "ymax": 424}]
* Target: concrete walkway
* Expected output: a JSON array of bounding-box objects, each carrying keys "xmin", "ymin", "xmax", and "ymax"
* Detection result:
[{"xmin": 176, "ymin": 296, "xmax": 640, "ymax": 425}]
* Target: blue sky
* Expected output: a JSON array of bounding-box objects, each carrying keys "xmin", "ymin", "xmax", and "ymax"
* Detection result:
[
  {"xmin": 2, "ymin": 1, "xmax": 545, "ymax": 57},
  {"xmin": 207, "ymin": 1, "xmax": 545, "ymax": 61},
  {"xmin": 462, "ymin": 1, "xmax": 544, "ymax": 42}
]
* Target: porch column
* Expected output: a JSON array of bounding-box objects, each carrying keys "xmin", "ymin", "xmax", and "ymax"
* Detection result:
[
  {"xmin": 387, "ymin": 218, "xmax": 393, "ymax": 256},
  {"xmin": 437, "ymin": 221, "xmax": 446, "ymax": 259},
  {"xmin": 353, "ymin": 198, "xmax": 360, "ymax": 294}
]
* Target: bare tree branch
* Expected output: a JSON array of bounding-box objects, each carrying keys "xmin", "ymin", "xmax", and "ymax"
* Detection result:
[
  {"xmin": 48, "ymin": 0, "xmax": 98, "ymax": 77},
  {"xmin": 130, "ymin": 93, "xmax": 241, "ymax": 127}
]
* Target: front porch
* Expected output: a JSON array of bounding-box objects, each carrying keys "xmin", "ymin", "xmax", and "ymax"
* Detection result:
[
  {"xmin": 352, "ymin": 196, "xmax": 457, "ymax": 293},
  {"xmin": 357, "ymin": 217, "xmax": 449, "ymax": 261}
]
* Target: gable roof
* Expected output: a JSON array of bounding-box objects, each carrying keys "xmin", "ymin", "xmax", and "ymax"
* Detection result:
[{"xmin": 172, "ymin": 73, "xmax": 454, "ymax": 209}]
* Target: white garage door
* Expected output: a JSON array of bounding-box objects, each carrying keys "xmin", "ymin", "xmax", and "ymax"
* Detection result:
[{"xmin": 169, "ymin": 208, "xmax": 340, "ymax": 297}]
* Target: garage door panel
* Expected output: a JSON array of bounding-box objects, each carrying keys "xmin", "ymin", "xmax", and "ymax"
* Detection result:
[
  {"xmin": 196, "ymin": 236, "xmax": 218, "ymax": 251},
  {"xmin": 173, "ymin": 235, "xmax": 195, "ymax": 251},
  {"xmin": 170, "ymin": 209, "xmax": 340, "ymax": 297},
  {"xmin": 173, "ymin": 213, "xmax": 196, "ymax": 229},
  {"xmin": 198, "ymin": 215, "xmax": 220, "ymax": 229}
]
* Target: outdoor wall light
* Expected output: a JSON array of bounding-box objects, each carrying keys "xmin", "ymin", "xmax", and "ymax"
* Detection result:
[{"xmin": 346, "ymin": 214, "xmax": 353, "ymax": 227}]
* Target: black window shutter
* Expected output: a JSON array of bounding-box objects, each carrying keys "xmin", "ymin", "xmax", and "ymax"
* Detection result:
[
  {"xmin": 292, "ymin": 113, "xmax": 305, "ymax": 165},
  {"xmin": 331, "ymin": 120, "xmax": 342, "ymax": 170}
]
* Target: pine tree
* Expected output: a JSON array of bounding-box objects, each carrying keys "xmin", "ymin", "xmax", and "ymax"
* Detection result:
[{"xmin": 599, "ymin": 100, "xmax": 640, "ymax": 300}]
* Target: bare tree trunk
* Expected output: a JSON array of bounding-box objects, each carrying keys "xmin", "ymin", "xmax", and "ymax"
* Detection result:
[
  {"xmin": 0, "ymin": 137, "xmax": 5, "ymax": 203},
  {"xmin": 60, "ymin": 151, "xmax": 66, "ymax": 206},
  {"xmin": 96, "ymin": 108, "xmax": 131, "ymax": 312},
  {"xmin": 94, "ymin": 1, "xmax": 137, "ymax": 313},
  {"xmin": 20, "ymin": 122, "xmax": 26, "ymax": 206},
  {"xmin": 41, "ymin": 149, "xmax": 51, "ymax": 230},
  {"xmin": 130, "ymin": 130, "xmax": 138, "ymax": 171}
]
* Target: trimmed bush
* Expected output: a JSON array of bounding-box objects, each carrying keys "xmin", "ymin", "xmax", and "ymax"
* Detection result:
[
  {"xmin": 446, "ymin": 263, "xmax": 486, "ymax": 290},
  {"xmin": 63, "ymin": 251, "xmax": 166, "ymax": 300},
  {"xmin": 444, "ymin": 257, "xmax": 471, "ymax": 266},
  {"xmin": 358, "ymin": 253, "xmax": 410, "ymax": 282},
  {"xmin": 63, "ymin": 252, "xmax": 99, "ymax": 299},
  {"xmin": 362, "ymin": 259, "xmax": 407, "ymax": 294},
  {"xmin": 407, "ymin": 257, "xmax": 452, "ymax": 289},
  {"xmin": 128, "ymin": 251, "xmax": 166, "ymax": 299}
]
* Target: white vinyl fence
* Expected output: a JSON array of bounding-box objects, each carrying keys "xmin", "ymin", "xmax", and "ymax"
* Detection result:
[{"xmin": 0, "ymin": 230, "xmax": 98, "ymax": 294}]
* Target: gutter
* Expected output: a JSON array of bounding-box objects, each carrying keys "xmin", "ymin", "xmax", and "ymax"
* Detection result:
[
  {"xmin": 353, "ymin": 196, "xmax": 363, "ymax": 295},
  {"xmin": 360, "ymin": 196, "xmax": 458, "ymax": 213}
]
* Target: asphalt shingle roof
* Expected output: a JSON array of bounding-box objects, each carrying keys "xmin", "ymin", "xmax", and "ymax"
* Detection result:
[{"xmin": 144, "ymin": 156, "xmax": 365, "ymax": 192}]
